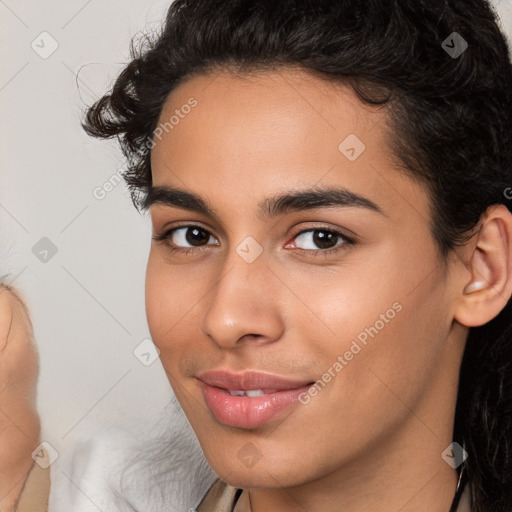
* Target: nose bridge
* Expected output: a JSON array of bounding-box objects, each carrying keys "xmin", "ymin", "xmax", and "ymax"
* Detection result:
[{"xmin": 201, "ymin": 242, "xmax": 284, "ymax": 349}]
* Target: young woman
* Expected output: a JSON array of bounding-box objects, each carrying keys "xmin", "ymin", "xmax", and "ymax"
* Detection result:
[{"xmin": 18, "ymin": 0, "xmax": 512, "ymax": 511}]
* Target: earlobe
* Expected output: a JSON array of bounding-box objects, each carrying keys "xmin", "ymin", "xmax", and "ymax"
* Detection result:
[{"xmin": 454, "ymin": 205, "xmax": 512, "ymax": 328}]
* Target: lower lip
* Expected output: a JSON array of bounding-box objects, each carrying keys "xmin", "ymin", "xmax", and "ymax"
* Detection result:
[{"xmin": 199, "ymin": 381, "xmax": 313, "ymax": 428}]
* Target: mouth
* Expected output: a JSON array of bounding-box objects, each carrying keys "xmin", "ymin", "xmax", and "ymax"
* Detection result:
[
  {"xmin": 226, "ymin": 389, "xmax": 279, "ymax": 397},
  {"xmin": 196, "ymin": 370, "xmax": 316, "ymax": 428},
  {"xmin": 197, "ymin": 368, "xmax": 314, "ymax": 391}
]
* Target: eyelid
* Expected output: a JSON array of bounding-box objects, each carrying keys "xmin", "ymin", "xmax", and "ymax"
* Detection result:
[
  {"xmin": 153, "ymin": 223, "xmax": 219, "ymax": 246},
  {"xmin": 286, "ymin": 225, "xmax": 356, "ymax": 246}
]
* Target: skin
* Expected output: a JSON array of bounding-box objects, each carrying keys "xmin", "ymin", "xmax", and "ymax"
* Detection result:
[
  {"xmin": 0, "ymin": 285, "xmax": 41, "ymax": 512},
  {"xmin": 146, "ymin": 68, "xmax": 512, "ymax": 512}
]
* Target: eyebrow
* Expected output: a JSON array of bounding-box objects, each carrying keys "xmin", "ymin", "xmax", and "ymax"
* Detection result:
[{"xmin": 143, "ymin": 184, "xmax": 385, "ymax": 219}]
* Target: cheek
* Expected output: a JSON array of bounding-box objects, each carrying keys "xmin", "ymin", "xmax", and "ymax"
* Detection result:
[
  {"xmin": 278, "ymin": 251, "xmax": 406, "ymax": 365},
  {"xmin": 326, "ymin": 272, "xmax": 451, "ymax": 416},
  {"xmin": 302, "ymin": 245, "xmax": 451, "ymax": 406},
  {"xmin": 145, "ymin": 251, "xmax": 208, "ymax": 365},
  {"xmin": 145, "ymin": 253, "xmax": 179, "ymax": 353},
  {"xmin": 145, "ymin": 257, "xmax": 164, "ymax": 340}
]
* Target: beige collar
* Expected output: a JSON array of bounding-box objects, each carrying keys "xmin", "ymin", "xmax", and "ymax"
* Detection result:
[{"xmin": 14, "ymin": 457, "xmax": 50, "ymax": 512}]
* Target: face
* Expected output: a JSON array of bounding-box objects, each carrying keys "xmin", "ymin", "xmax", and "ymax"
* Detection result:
[{"xmin": 146, "ymin": 68, "xmax": 464, "ymax": 489}]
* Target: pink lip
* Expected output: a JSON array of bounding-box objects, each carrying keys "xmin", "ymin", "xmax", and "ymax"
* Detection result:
[
  {"xmin": 197, "ymin": 370, "xmax": 312, "ymax": 391},
  {"xmin": 197, "ymin": 370, "xmax": 314, "ymax": 428}
]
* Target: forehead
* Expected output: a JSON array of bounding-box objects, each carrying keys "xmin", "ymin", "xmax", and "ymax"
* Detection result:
[
  {"xmin": 152, "ymin": 68, "xmax": 382, "ymax": 169},
  {"xmin": 149, "ymin": 68, "xmax": 430, "ymax": 226}
]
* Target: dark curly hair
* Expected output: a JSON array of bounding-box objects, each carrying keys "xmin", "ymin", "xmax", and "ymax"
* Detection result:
[{"xmin": 82, "ymin": 1, "xmax": 512, "ymax": 511}]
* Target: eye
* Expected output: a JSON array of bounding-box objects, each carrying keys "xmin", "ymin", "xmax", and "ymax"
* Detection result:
[
  {"xmin": 153, "ymin": 224, "xmax": 355, "ymax": 257},
  {"xmin": 290, "ymin": 228, "xmax": 355, "ymax": 254},
  {"xmin": 153, "ymin": 225, "xmax": 218, "ymax": 253}
]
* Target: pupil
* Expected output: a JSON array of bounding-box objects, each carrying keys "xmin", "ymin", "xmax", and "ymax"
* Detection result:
[
  {"xmin": 186, "ymin": 227, "xmax": 209, "ymax": 246},
  {"xmin": 313, "ymin": 230, "xmax": 337, "ymax": 249}
]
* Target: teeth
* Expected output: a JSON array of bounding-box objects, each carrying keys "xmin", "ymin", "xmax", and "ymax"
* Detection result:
[
  {"xmin": 228, "ymin": 389, "xmax": 265, "ymax": 397},
  {"xmin": 245, "ymin": 389, "xmax": 264, "ymax": 397}
]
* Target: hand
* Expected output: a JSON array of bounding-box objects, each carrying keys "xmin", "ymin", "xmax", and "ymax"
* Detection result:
[{"xmin": 0, "ymin": 284, "xmax": 41, "ymax": 512}]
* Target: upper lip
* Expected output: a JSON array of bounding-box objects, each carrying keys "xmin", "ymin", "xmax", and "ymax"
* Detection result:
[{"xmin": 197, "ymin": 370, "xmax": 313, "ymax": 391}]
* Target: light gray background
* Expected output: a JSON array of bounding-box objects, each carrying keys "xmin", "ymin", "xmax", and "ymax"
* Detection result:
[
  {"xmin": 0, "ymin": 0, "xmax": 176, "ymax": 457},
  {"xmin": 1, "ymin": 0, "xmax": 511, "ymax": 489}
]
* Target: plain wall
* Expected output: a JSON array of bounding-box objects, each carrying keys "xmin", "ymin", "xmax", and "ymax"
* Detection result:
[{"xmin": 0, "ymin": 0, "xmax": 177, "ymax": 455}]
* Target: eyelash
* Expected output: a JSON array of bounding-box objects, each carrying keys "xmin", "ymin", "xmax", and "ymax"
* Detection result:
[{"xmin": 152, "ymin": 225, "xmax": 356, "ymax": 258}]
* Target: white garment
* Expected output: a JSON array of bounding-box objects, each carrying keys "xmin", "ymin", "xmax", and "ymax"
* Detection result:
[{"xmin": 48, "ymin": 407, "xmax": 217, "ymax": 512}]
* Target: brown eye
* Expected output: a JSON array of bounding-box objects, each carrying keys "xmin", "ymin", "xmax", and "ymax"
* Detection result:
[
  {"xmin": 293, "ymin": 228, "xmax": 350, "ymax": 251},
  {"xmin": 153, "ymin": 225, "xmax": 219, "ymax": 252},
  {"xmin": 179, "ymin": 226, "xmax": 211, "ymax": 246}
]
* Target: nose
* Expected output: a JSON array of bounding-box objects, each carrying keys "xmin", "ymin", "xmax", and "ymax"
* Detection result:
[{"xmin": 200, "ymin": 249, "xmax": 284, "ymax": 350}]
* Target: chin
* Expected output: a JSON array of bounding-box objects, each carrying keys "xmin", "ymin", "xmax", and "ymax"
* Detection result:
[{"xmin": 206, "ymin": 452, "xmax": 313, "ymax": 490}]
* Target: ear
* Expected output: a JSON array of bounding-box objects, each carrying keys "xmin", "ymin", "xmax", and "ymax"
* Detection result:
[{"xmin": 454, "ymin": 204, "xmax": 512, "ymax": 327}]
